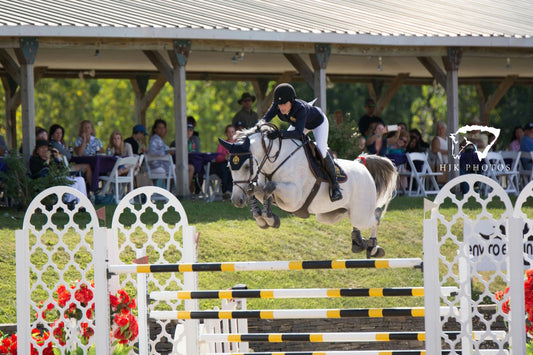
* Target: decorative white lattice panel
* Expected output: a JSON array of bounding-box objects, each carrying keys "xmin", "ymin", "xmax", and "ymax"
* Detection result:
[
  {"xmin": 16, "ymin": 186, "xmax": 103, "ymax": 354},
  {"xmin": 110, "ymin": 187, "xmax": 197, "ymax": 355},
  {"xmin": 424, "ymin": 174, "xmax": 523, "ymax": 354}
]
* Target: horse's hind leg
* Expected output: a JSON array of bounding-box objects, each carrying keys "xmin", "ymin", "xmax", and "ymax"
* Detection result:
[{"xmin": 366, "ymin": 207, "xmax": 386, "ymax": 258}]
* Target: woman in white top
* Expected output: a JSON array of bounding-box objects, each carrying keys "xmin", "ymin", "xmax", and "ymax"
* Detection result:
[
  {"xmin": 108, "ymin": 129, "xmax": 134, "ymax": 176},
  {"xmin": 431, "ymin": 121, "xmax": 448, "ymax": 164}
]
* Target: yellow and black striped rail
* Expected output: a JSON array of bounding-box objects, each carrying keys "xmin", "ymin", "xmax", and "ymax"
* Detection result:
[
  {"xmin": 150, "ymin": 287, "xmax": 427, "ymax": 300},
  {"xmin": 205, "ymin": 351, "xmax": 427, "ymax": 355},
  {"xmin": 109, "ymin": 258, "xmax": 422, "ymax": 274},
  {"xmin": 151, "ymin": 307, "xmax": 427, "ymax": 320},
  {"xmin": 200, "ymin": 331, "xmax": 426, "ymax": 342}
]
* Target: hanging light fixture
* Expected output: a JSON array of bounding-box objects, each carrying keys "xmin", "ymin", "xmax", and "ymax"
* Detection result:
[{"xmin": 377, "ymin": 56, "xmax": 383, "ymax": 71}]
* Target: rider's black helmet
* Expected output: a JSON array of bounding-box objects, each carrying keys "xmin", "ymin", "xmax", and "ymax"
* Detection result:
[{"xmin": 273, "ymin": 83, "xmax": 296, "ymax": 105}]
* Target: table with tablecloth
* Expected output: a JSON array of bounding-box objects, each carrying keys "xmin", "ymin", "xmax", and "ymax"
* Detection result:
[
  {"xmin": 188, "ymin": 152, "xmax": 220, "ymax": 176},
  {"xmin": 71, "ymin": 155, "xmax": 117, "ymax": 192}
]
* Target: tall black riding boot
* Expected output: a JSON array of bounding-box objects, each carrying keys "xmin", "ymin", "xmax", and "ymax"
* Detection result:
[{"xmin": 323, "ymin": 153, "xmax": 343, "ymax": 202}]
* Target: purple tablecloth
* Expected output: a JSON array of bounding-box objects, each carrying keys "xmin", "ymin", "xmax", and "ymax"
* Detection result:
[
  {"xmin": 188, "ymin": 152, "xmax": 220, "ymax": 176},
  {"xmin": 71, "ymin": 155, "xmax": 117, "ymax": 192},
  {"xmin": 385, "ymin": 153, "xmax": 407, "ymax": 167}
]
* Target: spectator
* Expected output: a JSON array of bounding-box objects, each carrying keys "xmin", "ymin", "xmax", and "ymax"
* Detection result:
[
  {"xmin": 125, "ymin": 124, "xmax": 147, "ymax": 155},
  {"xmin": 232, "ymin": 92, "xmax": 259, "ymax": 129},
  {"xmin": 509, "ymin": 126, "xmax": 524, "ymax": 152},
  {"xmin": 186, "ymin": 116, "xmax": 201, "ymax": 152},
  {"xmin": 333, "ymin": 109, "xmax": 344, "ymax": 125},
  {"xmin": 29, "ymin": 139, "xmax": 87, "ymax": 198},
  {"xmin": 49, "ymin": 123, "xmax": 93, "ymax": 187},
  {"xmin": 214, "ymin": 124, "xmax": 236, "ymax": 200},
  {"xmin": 431, "ymin": 121, "xmax": 449, "ymax": 164},
  {"xmin": 147, "ymin": 119, "xmax": 173, "ymax": 174},
  {"xmin": 36, "ymin": 127, "xmax": 48, "ymax": 141},
  {"xmin": 108, "ymin": 130, "xmax": 133, "ymax": 157},
  {"xmin": 0, "ymin": 122, "xmax": 6, "ymax": 156},
  {"xmin": 387, "ymin": 130, "xmax": 409, "ymax": 155},
  {"xmin": 466, "ymin": 117, "xmax": 488, "ymax": 150},
  {"xmin": 366, "ymin": 123, "xmax": 400, "ymax": 156},
  {"xmin": 74, "ymin": 120, "xmax": 104, "ymax": 156},
  {"xmin": 234, "ymin": 120, "xmax": 245, "ymax": 131},
  {"xmin": 358, "ymin": 98, "xmax": 384, "ymax": 138},
  {"xmin": 520, "ymin": 123, "xmax": 533, "ymax": 171},
  {"xmin": 406, "ymin": 129, "xmax": 429, "ymax": 153}
]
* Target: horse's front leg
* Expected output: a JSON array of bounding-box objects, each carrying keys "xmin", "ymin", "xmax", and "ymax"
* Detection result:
[
  {"xmin": 261, "ymin": 181, "xmax": 280, "ymax": 228},
  {"xmin": 246, "ymin": 185, "xmax": 269, "ymax": 229}
]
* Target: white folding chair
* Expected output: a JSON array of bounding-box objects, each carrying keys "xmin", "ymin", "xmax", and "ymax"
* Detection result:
[
  {"xmin": 483, "ymin": 151, "xmax": 519, "ymax": 195},
  {"xmin": 500, "ymin": 150, "xmax": 521, "ymax": 193},
  {"xmin": 519, "ymin": 151, "xmax": 533, "ymax": 189},
  {"xmin": 405, "ymin": 152, "xmax": 442, "ymax": 197},
  {"xmin": 144, "ymin": 154, "xmax": 176, "ymax": 192},
  {"xmin": 98, "ymin": 156, "xmax": 140, "ymax": 203}
]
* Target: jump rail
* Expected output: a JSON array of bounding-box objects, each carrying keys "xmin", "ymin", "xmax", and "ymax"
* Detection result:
[
  {"xmin": 199, "ymin": 330, "xmax": 505, "ymax": 343},
  {"xmin": 150, "ymin": 287, "xmax": 458, "ymax": 300},
  {"xmin": 109, "ymin": 258, "xmax": 422, "ymax": 274},
  {"xmin": 151, "ymin": 306, "xmax": 458, "ymax": 320}
]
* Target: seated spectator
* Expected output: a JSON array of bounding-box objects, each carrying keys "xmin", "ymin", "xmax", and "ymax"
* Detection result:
[
  {"xmin": 147, "ymin": 119, "xmax": 173, "ymax": 174},
  {"xmin": 466, "ymin": 117, "xmax": 488, "ymax": 151},
  {"xmin": 520, "ymin": 123, "xmax": 533, "ymax": 170},
  {"xmin": 333, "ymin": 109, "xmax": 344, "ymax": 125},
  {"xmin": 19, "ymin": 126, "xmax": 49, "ymax": 154},
  {"xmin": 509, "ymin": 126, "xmax": 524, "ymax": 152},
  {"xmin": 430, "ymin": 121, "xmax": 449, "ymax": 164},
  {"xmin": 49, "ymin": 123, "xmax": 93, "ymax": 188},
  {"xmin": 108, "ymin": 130, "xmax": 133, "ymax": 157},
  {"xmin": 387, "ymin": 130, "xmax": 409, "ymax": 155},
  {"xmin": 29, "ymin": 139, "xmax": 87, "ymax": 199},
  {"xmin": 125, "ymin": 124, "xmax": 147, "ymax": 155},
  {"xmin": 366, "ymin": 123, "xmax": 400, "ymax": 156},
  {"xmin": 74, "ymin": 120, "xmax": 104, "ymax": 156},
  {"xmin": 406, "ymin": 129, "xmax": 429, "ymax": 153},
  {"xmin": 187, "ymin": 116, "xmax": 201, "ymax": 152},
  {"xmin": 108, "ymin": 130, "xmax": 134, "ymax": 176},
  {"xmin": 234, "ymin": 120, "xmax": 245, "ymax": 131},
  {"xmin": 214, "ymin": 124, "xmax": 236, "ymax": 199}
]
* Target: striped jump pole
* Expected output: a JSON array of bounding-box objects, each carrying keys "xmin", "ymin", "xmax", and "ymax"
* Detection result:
[
  {"xmin": 150, "ymin": 306, "xmax": 458, "ymax": 320},
  {"xmin": 206, "ymin": 351, "xmax": 508, "ymax": 355},
  {"xmin": 150, "ymin": 286, "xmax": 458, "ymax": 301},
  {"xmin": 199, "ymin": 330, "xmax": 505, "ymax": 343},
  {"xmin": 108, "ymin": 258, "xmax": 422, "ymax": 274},
  {"xmin": 206, "ymin": 351, "xmax": 428, "ymax": 355}
]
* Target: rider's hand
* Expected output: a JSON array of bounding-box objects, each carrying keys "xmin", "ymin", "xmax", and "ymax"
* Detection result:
[{"xmin": 267, "ymin": 130, "xmax": 282, "ymax": 140}]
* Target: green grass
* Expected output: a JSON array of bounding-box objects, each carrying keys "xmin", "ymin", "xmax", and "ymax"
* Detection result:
[{"xmin": 0, "ymin": 194, "xmax": 526, "ymax": 324}]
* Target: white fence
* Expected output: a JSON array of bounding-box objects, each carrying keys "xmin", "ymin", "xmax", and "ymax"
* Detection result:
[{"xmin": 15, "ymin": 175, "xmax": 533, "ymax": 354}]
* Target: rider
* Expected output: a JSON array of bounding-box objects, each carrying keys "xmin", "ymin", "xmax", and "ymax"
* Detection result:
[{"xmin": 262, "ymin": 83, "xmax": 343, "ymax": 202}]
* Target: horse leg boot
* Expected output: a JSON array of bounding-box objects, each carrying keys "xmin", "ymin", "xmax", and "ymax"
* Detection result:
[
  {"xmin": 323, "ymin": 153, "xmax": 343, "ymax": 202},
  {"xmin": 366, "ymin": 208, "xmax": 385, "ymax": 258},
  {"xmin": 246, "ymin": 188, "xmax": 268, "ymax": 229},
  {"xmin": 351, "ymin": 228, "xmax": 367, "ymax": 253}
]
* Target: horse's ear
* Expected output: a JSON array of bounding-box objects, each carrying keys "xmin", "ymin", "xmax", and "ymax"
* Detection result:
[{"xmin": 218, "ymin": 138, "xmax": 234, "ymax": 151}]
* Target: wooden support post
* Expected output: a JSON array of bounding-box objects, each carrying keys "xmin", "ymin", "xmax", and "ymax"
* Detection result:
[
  {"xmin": 14, "ymin": 37, "xmax": 38, "ymax": 163},
  {"xmin": 375, "ymin": 73, "xmax": 410, "ymax": 116},
  {"xmin": 442, "ymin": 47, "xmax": 462, "ymax": 179}
]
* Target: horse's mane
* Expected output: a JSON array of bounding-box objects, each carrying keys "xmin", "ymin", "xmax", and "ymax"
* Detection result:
[{"xmin": 234, "ymin": 120, "xmax": 275, "ymax": 140}]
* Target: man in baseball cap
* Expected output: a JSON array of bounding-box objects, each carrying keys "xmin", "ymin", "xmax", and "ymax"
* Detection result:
[{"xmin": 125, "ymin": 124, "xmax": 147, "ymax": 155}]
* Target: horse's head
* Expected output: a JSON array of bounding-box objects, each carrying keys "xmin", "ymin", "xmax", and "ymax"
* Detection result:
[{"xmin": 218, "ymin": 136, "xmax": 254, "ymax": 207}]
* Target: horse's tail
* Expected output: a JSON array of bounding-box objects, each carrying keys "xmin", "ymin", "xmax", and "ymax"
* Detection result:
[{"xmin": 360, "ymin": 154, "xmax": 398, "ymax": 209}]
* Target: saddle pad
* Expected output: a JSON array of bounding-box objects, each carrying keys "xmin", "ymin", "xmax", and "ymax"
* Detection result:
[{"xmin": 302, "ymin": 142, "xmax": 347, "ymax": 183}]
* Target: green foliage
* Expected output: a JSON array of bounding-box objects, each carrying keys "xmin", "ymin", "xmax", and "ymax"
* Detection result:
[
  {"xmin": 0, "ymin": 152, "xmax": 73, "ymax": 208},
  {"xmin": 328, "ymin": 121, "xmax": 363, "ymax": 159}
]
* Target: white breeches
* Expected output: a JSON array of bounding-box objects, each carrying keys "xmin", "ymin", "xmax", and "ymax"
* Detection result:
[{"xmin": 288, "ymin": 118, "xmax": 329, "ymax": 159}]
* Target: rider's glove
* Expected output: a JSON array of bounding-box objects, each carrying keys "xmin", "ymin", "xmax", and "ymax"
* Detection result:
[{"xmin": 267, "ymin": 130, "xmax": 282, "ymax": 140}]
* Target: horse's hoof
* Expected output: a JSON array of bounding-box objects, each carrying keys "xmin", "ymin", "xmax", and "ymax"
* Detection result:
[
  {"xmin": 369, "ymin": 246, "xmax": 386, "ymax": 258},
  {"xmin": 255, "ymin": 217, "xmax": 269, "ymax": 229}
]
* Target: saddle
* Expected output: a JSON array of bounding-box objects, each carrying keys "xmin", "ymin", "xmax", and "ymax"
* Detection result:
[
  {"xmin": 291, "ymin": 139, "xmax": 347, "ymax": 219},
  {"xmin": 302, "ymin": 140, "xmax": 347, "ymax": 183}
]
